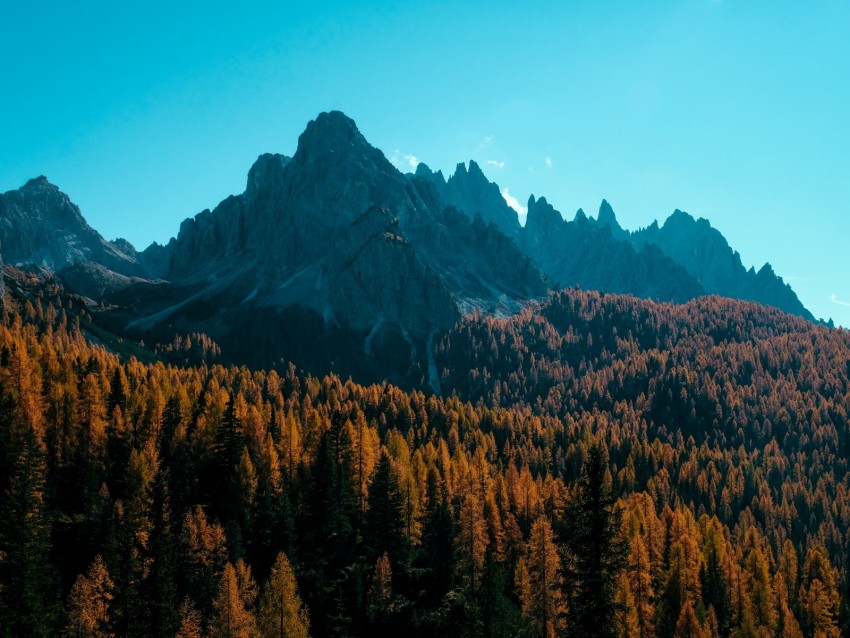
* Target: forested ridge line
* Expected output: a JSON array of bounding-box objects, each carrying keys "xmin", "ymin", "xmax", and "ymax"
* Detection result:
[{"xmin": 1, "ymin": 274, "xmax": 849, "ymax": 637}]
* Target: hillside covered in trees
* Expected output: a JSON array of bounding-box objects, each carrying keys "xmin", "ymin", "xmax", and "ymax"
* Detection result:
[{"xmin": 1, "ymin": 269, "xmax": 850, "ymax": 637}]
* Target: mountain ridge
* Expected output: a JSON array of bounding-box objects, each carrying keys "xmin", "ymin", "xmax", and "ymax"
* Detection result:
[{"xmin": 0, "ymin": 109, "xmax": 819, "ymax": 382}]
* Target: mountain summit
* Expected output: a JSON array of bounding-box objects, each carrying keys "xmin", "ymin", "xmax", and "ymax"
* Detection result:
[
  {"xmin": 0, "ymin": 176, "xmax": 141, "ymax": 275},
  {"xmin": 99, "ymin": 111, "xmax": 546, "ymax": 384},
  {"xmin": 1, "ymin": 110, "xmax": 817, "ymax": 383}
]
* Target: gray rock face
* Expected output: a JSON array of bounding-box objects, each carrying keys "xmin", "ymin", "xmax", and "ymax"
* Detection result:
[
  {"xmin": 525, "ymin": 195, "xmax": 566, "ymax": 247},
  {"xmin": 0, "ymin": 177, "xmax": 143, "ymax": 275},
  {"xmin": 4, "ymin": 109, "xmax": 817, "ymax": 381},
  {"xmin": 416, "ymin": 160, "xmax": 520, "ymax": 237},
  {"xmin": 102, "ymin": 111, "xmax": 547, "ymax": 382},
  {"xmin": 633, "ymin": 210, "xmax": 813, "ymax": 320},
  {"xmin": 522, "ymin": 196, "xmax": 705, "ymax": 303},
  {"xmin": 596, "ymin": 199, "xmax": 629, "ymax": 241}
]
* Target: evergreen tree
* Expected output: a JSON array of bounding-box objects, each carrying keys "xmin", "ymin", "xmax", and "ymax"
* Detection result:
[
  {"xmin": 742, "ymin": 531, "xmax": 776, "ymax": 634},
  {"xmin": 368, "ymin": 552, "xmax": 394, "ymax": 627},
  {"xmin": 108, "ymin": 444, "xmax": 158, "ymax": 637},
  {"xmin": 148, "ymin": 469, "xmax": 180, "ymax": 636},
  {"xmin": 517, "ymin": 515, "xmax": 565, "ymax": 638},
  {"xmin": 613, "ymin": 569, "xmax": 640, "ymax": 638},
  {"xmin": 0, "ymin": 403, "xmax": 55, "ymax": 636},
  {"xmin": 456, "ymin": 490, "xmax": 489, "ymax": 594},
  {"xmin": 277, "ymin": 410, "xmax": 301, "ymax": 491},
  {"xmin": 699, "ymin": 519, "xmax": 730, "ymax": 634},
  {"xmin": 628, "ymin": 535, "xmax": 655, "ymax": 638},
  {"xmin": 210, "ymin": 562, "xmax": 256, "ymax": 638},
  {"xmin": 65, "ymin": 555, "xmax": 114, "ymax": 638},
  {"xmin": 480, "ymin": 548, "xmax": 516, "ymax": 638},
  {"xmin": 418, "ymin": 466, "xmax": 454, "ymax": 603},
  {"xmin": 347, "ymin": 413, "xmax": 379, "ymax": 532},
  {"xmin": 258, "ymin": 552, "xmax": 310, "ymax": 638},
  {"xmin": 306, "ymin": 416, "xmax": 357, "ymax": 558},
  {"xmin": 364, "ymin": 451, "xmax": 407, "ymax": 565},
  {"xmin": 180, "ymin": 506, "xmax": 229, "ymax": 622},
  {"xmin": 175, "ymin": 597, "xmax": 204, "ymax": 638},
  {"xmin": 673, "ymin": 600, "xmax": 708, "ymax": 638},
  {"xmin": 560, "ymin": 440, "xmax": 628, "ymax": 638},
  {"xmin": 212, "ymin": 394, "xmax": 245, "ymax": 520},
  {"xmin": 800, "ymin": 545, "xmax": 840, "ymax": 638}
]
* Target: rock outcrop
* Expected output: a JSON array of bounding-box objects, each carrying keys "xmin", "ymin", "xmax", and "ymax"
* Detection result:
[
  {"xmin": 100, "ymin": 111, "xmax": 547, "ymax": 383},
  {"xmin": 522, "ymin": 196, "xmax": 705, "ymax": 303},
  {"xmin": 633, "ymin": 210, "xmax": 813, "ymax": 320},
  {"xmin": 415, "ymin": 161, "xmax": 520, "ymax": 237},
  {"xmin": 0, "ymin": 176, "xmax": 142, "ymax": 275},
  {"xmin": 3, "ymin": 109, "xmax": 817, "ymax": 383}
]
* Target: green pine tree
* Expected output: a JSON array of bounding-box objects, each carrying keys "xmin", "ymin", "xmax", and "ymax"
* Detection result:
[{"xmin": 560, "ymin": 440, "xmax": 628, "ymax": 638}]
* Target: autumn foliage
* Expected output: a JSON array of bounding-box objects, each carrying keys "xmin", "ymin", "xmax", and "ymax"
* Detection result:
[{"xmin": 1, "ymin": 277, "xmax": 849, "ymax": 637}]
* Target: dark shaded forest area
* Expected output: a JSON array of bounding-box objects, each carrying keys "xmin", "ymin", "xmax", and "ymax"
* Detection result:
[{"xmin": 2, "ymin": 271, "xmax": 850, "ymax": 637}]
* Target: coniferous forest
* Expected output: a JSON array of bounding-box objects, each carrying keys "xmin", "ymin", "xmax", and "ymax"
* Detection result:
[{"xmin": 2, "ymin": 268, "xmax": 850, "ymax": 638}]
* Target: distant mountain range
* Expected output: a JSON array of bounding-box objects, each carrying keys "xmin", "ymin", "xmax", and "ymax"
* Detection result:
[{"xmin": 0, "ymin": 110, "xmax": 814, "ymax": 384}]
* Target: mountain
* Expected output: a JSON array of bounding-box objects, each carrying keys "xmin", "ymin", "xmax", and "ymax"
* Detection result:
[
  {"xmin": 2, "ymin": 274, "xmax": 848, "ymax": 636},
  {"xmin": 98, "ymin": 111, "xmax": 547, "ymax": 383},
  {"xmin": 521, "ymin": 196, "xmax": 705, "ymax": 303},
  {"xmin": 632, "ymin": 210, "xmax": 814, "ymax": 320},
  {"xmin": 410, "ymin": 152, "xmax": 813, "ymax": 321},
  {"xmin": 1, "ymin": 110, "xmax": 817, "ymax": 383},
  {"xmin": 414, "ymin": 160, "xmax": 520, "ymax": 237},
  {"xmin": 0, "ymin": 176, "xmax": 142, "ymax": 276}
]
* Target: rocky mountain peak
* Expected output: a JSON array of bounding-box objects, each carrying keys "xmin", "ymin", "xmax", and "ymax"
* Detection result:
[
  {"xmin": 22, "ymin": 175, "xmax": 53, "ymax": 190},
  {"xmin": 296, "ymin": 110, "xmax": 373, "ymax": 159},
  {"xmin": 757, "ymin": 263, "xmax": 776, "ymax": 278},
  {"xmin": 597, "ymin": 199, "xmax": 628, "ymax": 239},
  {"xmin": 598, "ymin": 199, "xmax": 619, "ymax": 227},
  {"xmin": 663, "ymin": 209, "xmax": 704, "ymax": 229},
  {"xmin": 111, "ymin": 238, "xmax": 138, "ymax": 256},
  {"xmin": 444, "ymin": 160, "xmax": 519, "ymax": 235},
  {"xmin": 632, "ymin": 208, "xmax": 814, "ymax": 320},
  {"xmin": 15, "ymin": 176, "xmax": 83, "ymax": 224},
  {"xmin": 415, "ymin": 162, "xmax": 440, "ymax": 180},
  {"xmin": 0, "ymin": 178, "xmax": 142, "ymax": 275},
  {"xmin": 466, "ymin": 159, "xmax": 486, "ymax": 178},
  {"xmin": 525, "ymin": 195, "xmax": 565, "ymax": 237},
  {"xmin": 281, "ymin": 111, "xmax": 407, "ymax": 228},
  {"xmin": 246, "ymin": 153, "xmax": 290, "ymax": 199},
  {"xmin": 413, "ymin": 162, "xmax": 448, "ymax": 195}
]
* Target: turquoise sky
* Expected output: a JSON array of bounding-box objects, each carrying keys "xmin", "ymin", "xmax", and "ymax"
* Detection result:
[{"xmin": 2, "ymin": 1, "xmax": 849, "ymax": 326}]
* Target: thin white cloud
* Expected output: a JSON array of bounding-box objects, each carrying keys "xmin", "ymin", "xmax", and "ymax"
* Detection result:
[
  {"xmin": 501, "ymin": 188, "xmax": 527, "ymax": 215},
  {"xmin": 831, "ymin": 294, "xmax": 850, "ymax": 307},
  {"xmin": 545, "ymin": 156, "xmax": 552, "ymax": 168},
  {"xmin": 486, "ymin": 160, "xmax": 505, "ymax": 170},
  {"xmin": 476, "ymin": 134, "xmax": 495, "ymax": 153},
  {"xmin": 388, "ymin": 149, "xmax": 419, "ymax": 170}
]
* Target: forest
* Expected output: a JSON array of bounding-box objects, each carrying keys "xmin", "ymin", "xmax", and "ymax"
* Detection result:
[{"xmin": 2, "ymin": 269, "xmax": 850, "ymax": 637}]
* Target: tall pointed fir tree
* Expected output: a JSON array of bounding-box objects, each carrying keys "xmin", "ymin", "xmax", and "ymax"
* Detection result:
[
  {"xmin": 65, "ymin": 555, "xmax": 114, "ymax": 638},
  {"xmin": 210, "ymin": 562, "xmax": 257, "ymax": 638},
  {"xmin": 175, "ymin": 597, "xmax": 203, "ymax": 638},
  {"xmin": 418, "ymin": 465, "xmax": 454, "ymax": 604},
  {"xmin": 0, "ymin": 347, "xmax": 56, "ymax": 636},
  {"xmin": 517, "ymin": 515, "xmax": 566, "ymax": 638},
  {"xmin": 258, "ymin": 552, "xmax": 310, "ymax": 638},
  {"xmin": 560, "ymin": 439, "xmax": 628, "ymax": 638},
  {"xmin": 364, "ymin": 451, "xmax": 408, "ymax": 566}
]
